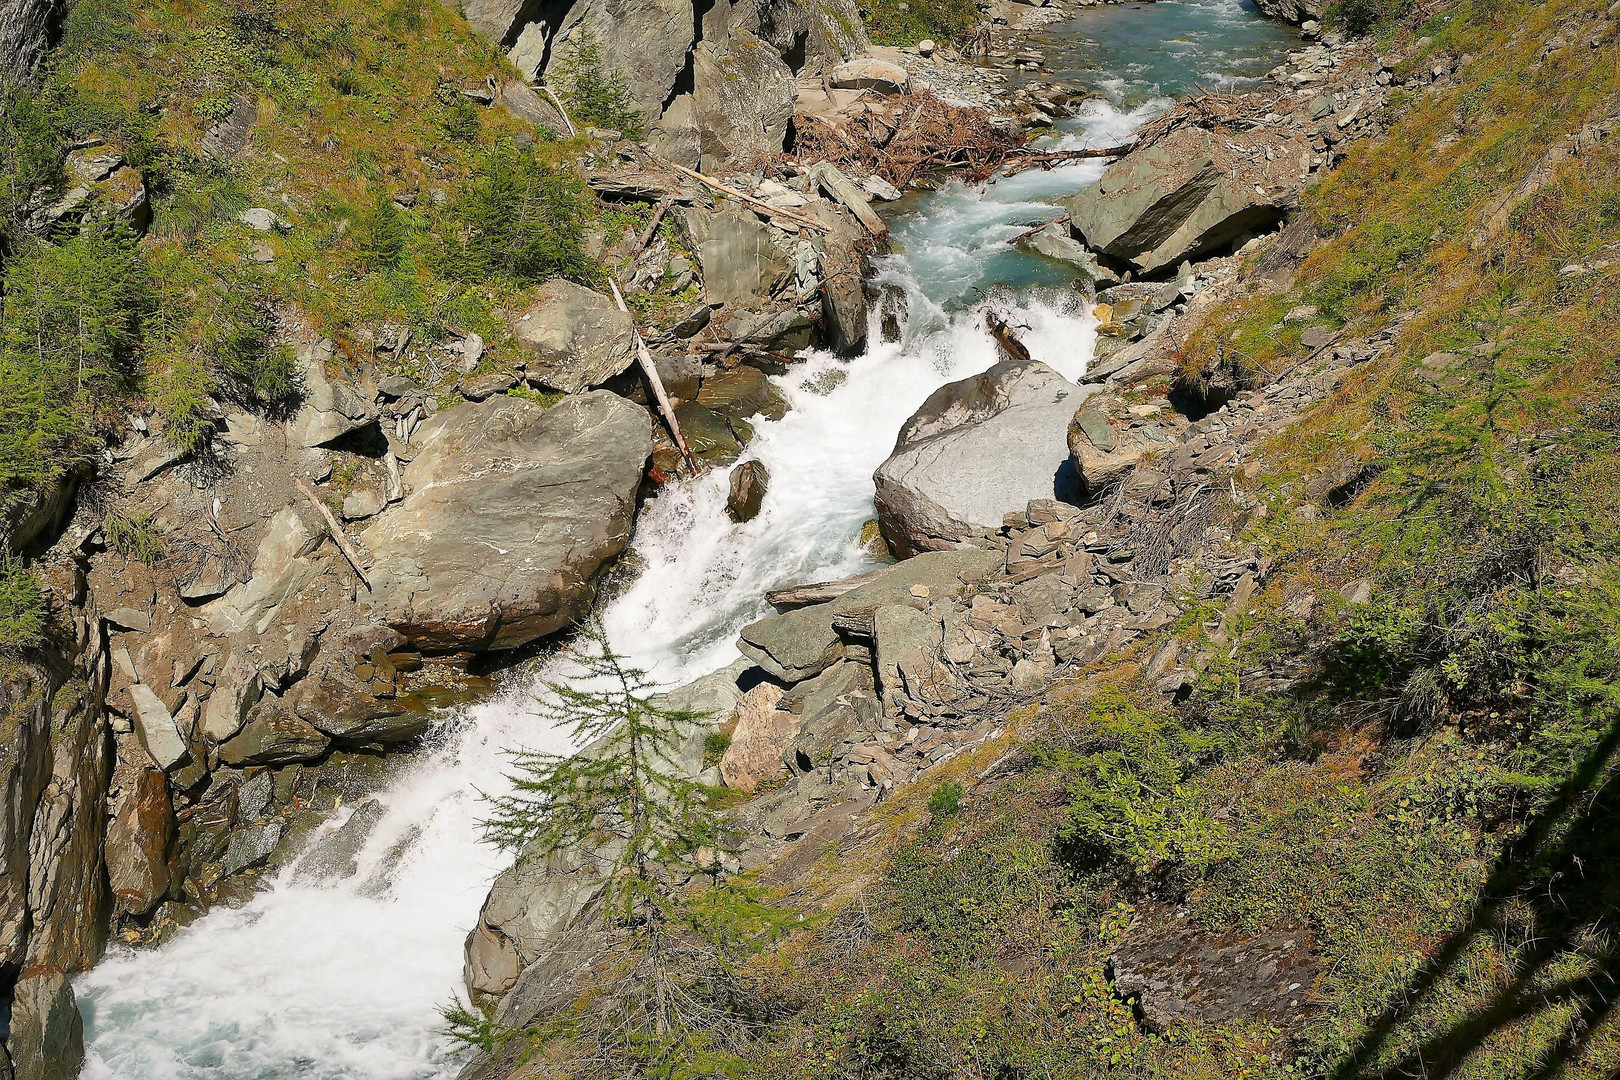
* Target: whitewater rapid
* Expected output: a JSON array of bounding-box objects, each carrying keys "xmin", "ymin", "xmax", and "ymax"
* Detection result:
[{"xmin": 74, "ymin": 22, "xmax": 1276, "ymax": 1072}]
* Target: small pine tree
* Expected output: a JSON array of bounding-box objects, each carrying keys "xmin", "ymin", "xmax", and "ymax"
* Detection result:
[
  {"xmin": 482, "ymin": 620, "xmax": 729, "ymax": 1037},
  {"xmin": 551, "ymin": 29, "xmax": 646, "ymax": 140}
]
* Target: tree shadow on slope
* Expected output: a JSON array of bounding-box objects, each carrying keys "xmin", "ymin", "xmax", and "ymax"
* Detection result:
[{"xmin": 1329, "ymin": 715, "xmax": 1620, "ymax": 1080}]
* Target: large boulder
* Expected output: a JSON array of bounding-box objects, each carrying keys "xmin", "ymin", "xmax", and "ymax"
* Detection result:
[
  {"xmin": 512, "ymin": 279, "xmax": 637, "ymax": 395},
  {"xmin": 542, "ymin": 0, "xmax": 694, "ymax": 122},
  {"xmin": 287, "ymin": 339, "xmax": 376, "ymax": 448},
  {"xmin": 218, "ymin": 698, "xmax": 331, "ymax": 766},
  {"xmin": 828, "ymin": 57, "xmax": 908, "ymax": 94},
  {"xmin": 873, "ymin": 359, "xmax": 1100, "ymax": 556},
  {"xmin": 105, "ymin": 767, "xmax": 175, "ymax": 917},
  {"xmin": 6, "ymin": 972, "xmax": 83, "ymax": 1080},
  {"xmin": 676, "ymin": 205, "xmax": 793, "ymax": 308},
  {"xmin": 1066, "ymin": 129, "xmax": 1306, "ymax": 276},
  {"xmin": 363, "ymin": 393, "xmax": 652, "ymax": 651},
  {"xmin": 703, "ymin": 0, "xmax": 869, "ymax": 69},
  {"xmin": 689, "ymin": 31, "xmax": 797, "ymax": 173},
  {"xmin": 1251, "ymin": 0, "xmax": 1326, "ymax": 23}
]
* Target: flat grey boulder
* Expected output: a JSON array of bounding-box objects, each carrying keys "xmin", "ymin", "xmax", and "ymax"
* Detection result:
[
  {"xmin": 737, "ymin": 603, "xmax": 843, "ymax": 683},
  {"xmin": 362, "ymin": 393, "xmax": 652, "ymax": 651},
  {"xmin": 676, "ymin": 204, "xmax": 792, "ymax": 308},
  {"xmin": 512, "ymin": 279, "xmax": 637, "ymax": 394},
  {"xmin": 873, "ymin": 359, "xmax": 1100, "ymax": 557},
  {"xmin": 828, "ymin": 56, "xmax": 908, "ymax": 94},
  {"xmin": 827, "ymin": 548, "xmax": 1002, "ymax": 638}
]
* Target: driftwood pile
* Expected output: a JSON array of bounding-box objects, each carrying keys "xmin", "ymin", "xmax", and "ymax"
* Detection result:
[
  {"xmin": 792, "ymin": 90, "xmax": 1022, "ymax": 189},
  {"xmin": 1130, "ymin": 88, "xmax": 1286, "ymax": 150}
]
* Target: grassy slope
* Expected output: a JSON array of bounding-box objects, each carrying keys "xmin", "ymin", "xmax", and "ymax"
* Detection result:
[
  {"xmin": 0, "ymin": 0, "xmax": 631, "ymax": 526},
  {"xmin": 712, "ymin": 1, "xmax": 1620, "ymax": 1077}
]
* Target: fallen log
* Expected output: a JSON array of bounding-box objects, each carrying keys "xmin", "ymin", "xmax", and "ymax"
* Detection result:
[
  {"xmin": 296, "ymin": 479, "xmax": 371, "ymax": 590},
  {"xmin": 1007, "ymin": 213, "xmax": 1070, "ymax": 244},
  {"xmin": 993, "ymin": 144, "xmax": 1134, "ymax": 179},
  {"xmin": 542, "ymin": 85, "xmax": 576, "ymax": 137},
  {"xmin": 609, "ymin": 280, "xmax": 698, "ymax": 471},
  {"xmin": 985, "ymin": 311, "xmax": 1031, "ymax": 362},
  {"xmin": 631, "ymin": 197, "xmax": 674, "ymax": 257},
  {"xmin": 663, "ymin": 162, "xmax": 831, "ymax": 234},
  {"xmin": 587, "ymin": 174, "xmax": 704, "ymax": 205},
  {"xmin": 765, "ymin": 567, "xmax": 891, "ymax": 611}
]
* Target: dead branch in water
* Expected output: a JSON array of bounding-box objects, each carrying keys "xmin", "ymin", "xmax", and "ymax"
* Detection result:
[
  {"xmin": 986, "ymin": 311, "xmax": 1031, "ymax": 362},
  {"xmin": 994, "ymin": 145, "xmax": 1133, "ymax": 178},
  {"xmin": 1007, "ymin": 213, "xmax": 1071, "ymax": 243}
]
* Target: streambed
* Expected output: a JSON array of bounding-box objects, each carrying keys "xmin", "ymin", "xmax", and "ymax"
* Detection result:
[{"xmin": 76, "ymin": 3, "xmax": 1298, "ymax": 1075}]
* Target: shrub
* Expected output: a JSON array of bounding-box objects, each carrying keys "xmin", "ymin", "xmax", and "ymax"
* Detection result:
[
  {"xmin": 551, "ymin": 30, "xmax": 645, "ymax": 139},
  {"xmin": 360, "ymin": 192, "xmax": 408, "ymax": 270},
  {"xmin": 103, "ymin": 511, "xmax": 164, "ymax": 564},
  {"xmin": 434, "ymin": 145, "xmax": 595, "ymax": 285},
  {"xmin": 0, "ymin": 553, "xmax": 46, "ymax": 653},
  {"xmin": 1327, "ymin": 0, "xmax": 1413, "ymax": 34},
  {"xmin": 926, "ymin": 780, "xmax": 962, "ymax": 818}
]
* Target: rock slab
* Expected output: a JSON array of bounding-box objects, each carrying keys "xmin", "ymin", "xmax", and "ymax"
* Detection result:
[{"xmin": 364, "ymin": 393, "xmax": 652, "ymax": 651}]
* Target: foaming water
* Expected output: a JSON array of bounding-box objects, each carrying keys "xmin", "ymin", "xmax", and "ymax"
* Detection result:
[{"xmin": 75, "ymin": 8, "xmax": 1290, "ymax": 1065}]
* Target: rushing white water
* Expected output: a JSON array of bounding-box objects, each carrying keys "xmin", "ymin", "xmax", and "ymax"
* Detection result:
[{"xmin": 76, "ymin": 3, "xmax": 1296, "ymax": 1071}]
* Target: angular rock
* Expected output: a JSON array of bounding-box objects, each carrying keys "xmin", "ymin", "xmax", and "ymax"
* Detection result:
[
  {"xmin": 287, "ymin": 339, "xmax": 376, "ymax": 448},
  {"xmin": 690, "ymin": 31, "xmax": 797, "ymax": 172},
  {"xmin": 1067, "ymin": 129, "xmax": 1302, "ymax": 275},
  {"xmin": 646, "ymin": 93, "xmax": 702, "ymax": 169},
  {"xmin": 543, "ymin": 0, "xmax": 694, "ymax": 122},
  {"xmin": 782, "ymin": 661, "xmax": 876, "ymax": 772},
  {"xmin": 828, "ymin": 56, "xmax": 908, "ymax": 94},
  {"xmin": 341, "ymin": 489, "xmax": 385, "ymax": 521},
  {"xmin": 873, "ymin": 604, "xmax": 943, "ymax": 719},
  {"xmin": 363, "ymin": 393, "xmax": 651, "ymax": 650},
  {"xmin": 197, "ymin": 655, "xmax": 264, "ymax": 745},
  {"xmin": 6, "ymin": 972, "xmax": 84, "ymax": 1080},
  {"xmin": 718, "ymin": 682, "xmax": 791, "ymax": 791},
  {"xmin": 1, "ymin": 667, "xmax": 53, "ymax": 972},
  {"xmin": 727, "ymin": 459, "xmax": 770, "ymax": 523},
  {"xmin": 873, "ymin": 359, "xmax": 1099, "ymax": 556},
  {"xmin": 291, "ymin": 625, "xmax": 428, "ymax": 744},
  {"xmin": 511, "ymin": 279, "xmax": 637, "ymax": 394},
  {"xmin": 221, "ymin": 820, "xmax": 283, "ymax": 877},
  {"xmin": 1251, "ymin": 0, "xmax": 1326, "ymax": 23},
  {"xmin": 293, "ymin": 799, "xmax": 387, "ymax": 883},
  {"xmin": 127, "ymin": 685, "xmax": 189, "ymax": 772},
  {"xmin": 827, "ymin": 548, "xmax": 1002, "ymax": 638},
  {"xmin": 106, "ymin": 767, "xmax": 175, "ymax": 916},
  {"xmin": 1110, "ymin": 906, "xmax": 1317, "ymax": 1033},
  {"xmin": 218, "ymin": 698, "xmax": 331, "ymax": 767},
  {"xmin": 673, "ymin": 402, "xmax": 744, "ymax": 464},
  {"xmin": 496, "ymin": 80, "xmax": 568, "ymax": 134},
  {"xmin": 697, "ymin": 365, "xmax": 788, "ymax": 423},
  {"xmin": 738, "ymin": 604, "xmax": 843, "ymax": 683},
  {"xmin": 677, "ymin": 205, "xmax": 793, "ymax": 308},
  {"xmin": 703, "ymin": 0, "xmax": 869, "ymax": 69},
  {"xmin": 1067, "ymin": 393, "xmax": 1154, "ymax": 499},
  {"xmin": 1019, "ymin": 222, "xmax": 1121, "ymax": 287}
]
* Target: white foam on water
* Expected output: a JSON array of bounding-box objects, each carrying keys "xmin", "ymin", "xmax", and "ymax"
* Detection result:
[{"xmin": 72, "ymin": 94, "xmax": 1158, "ymax": 1080}]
